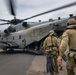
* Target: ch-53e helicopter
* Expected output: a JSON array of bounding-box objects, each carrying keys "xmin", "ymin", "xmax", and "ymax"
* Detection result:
[{"xmin": 0, "ymin": 0, "xmax": 76, "ymax": 54}]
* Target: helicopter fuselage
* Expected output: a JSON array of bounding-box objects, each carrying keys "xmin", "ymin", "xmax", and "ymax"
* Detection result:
[{"xmin": 0, "ymin": 18, "xmax": 68, "ymax": 52}]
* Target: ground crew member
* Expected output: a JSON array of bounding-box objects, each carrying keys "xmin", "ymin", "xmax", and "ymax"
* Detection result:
[
  {"xmin": 43, "ymin": 30, "xmax": 60, "ymax": 75},
  {"xmin": 57, "ymin": 18, "xmax": 76, "ymax": 75}
]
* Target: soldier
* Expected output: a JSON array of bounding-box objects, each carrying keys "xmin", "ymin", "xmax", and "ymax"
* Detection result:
[
  {"xmin": 57, "ymin": 18, "xmax": 76, "ymax": 75},
  {"xmin": 43, "ymin": 30, "xmax": 60, "ymax": 75}
]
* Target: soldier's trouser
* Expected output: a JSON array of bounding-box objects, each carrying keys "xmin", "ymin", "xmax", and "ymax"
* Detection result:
[
  {"xmin": 66, "ymin": 57, "xmax": 76, "ymax": 75},
  {"xmin": 54, "ymin": 56, "xmax": 58, "ymax": 73},
  {"xmin": 50, "ymin": 55, "xmax": 58, "ymax": 75}
]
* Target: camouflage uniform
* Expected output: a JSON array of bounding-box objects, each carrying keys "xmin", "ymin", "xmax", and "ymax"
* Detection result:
[
  {"xmin": 43, "ymin": 30, "xmax": 60, "ymax": 75},
  {"xmin": 59, "ymin": 18, "xmax": 76, "ymax": 75}
]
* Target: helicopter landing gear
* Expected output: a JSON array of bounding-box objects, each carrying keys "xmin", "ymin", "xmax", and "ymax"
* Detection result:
[
  {"xmin": 3, "ymin": 48, "xmax": 14, "ymax": 53},
  {"xmin": 3, "ymin": 48, "xmax": 7, "ymax": 51},
  {"xmin": 8, "ymin": 48, "xmax": 14, "ymax": 53}
]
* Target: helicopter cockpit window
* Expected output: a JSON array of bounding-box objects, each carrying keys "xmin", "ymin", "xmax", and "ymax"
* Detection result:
[
  {"xmin": 19, "ymin": 35, "xmax": 21, "ymax": 39},
  {"xmin": 8, "ymin": 26, "xmax": 16, "ymax": 32}
]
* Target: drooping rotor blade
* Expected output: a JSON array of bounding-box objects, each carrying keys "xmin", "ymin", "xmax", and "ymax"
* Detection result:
[
  {"xmin": 8, "ymin": 0, "xmax": 15, "ymax": 16},
  {"xmin": 0, "ymin": 19, "xmax": 10, "ymax": 22},
  {"xmin": 23, "ymin": 1, "xmax": 76, "ymax": 21},
  {"xmin": 0, "ymin": 23, "xmax": 10, "ymax": 25}
]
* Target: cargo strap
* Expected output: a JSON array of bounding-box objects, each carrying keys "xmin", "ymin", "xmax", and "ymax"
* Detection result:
[{"xmin": 47, "ymin": 45, "xmax": 58, "ymax": 48}]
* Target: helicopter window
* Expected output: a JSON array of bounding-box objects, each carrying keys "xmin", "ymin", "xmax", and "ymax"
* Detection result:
[
  {"xmin": 13, "ymin": 36, "xmax": 14, "ymax": 40},
  {"xmin": 49, "ymin": 24, "xmax": 51, "ymax": 26},
  {"xmin": 55, "ymin": 24, "xmax": 59, "ymax": 26},
  {"xmin": 53, "ymin": 23, "xmax": 55, "ymax": 26},
  {"xmin": 19, "ymin": 35, "xmax": 21, "ymax": 39},
  {"xmin": 7, "ymin": 38, "xmax": 8, "ymax": 40},
  {"xmin": 1, "ymin": 38, "xmax": 3, "ymax": 40}
]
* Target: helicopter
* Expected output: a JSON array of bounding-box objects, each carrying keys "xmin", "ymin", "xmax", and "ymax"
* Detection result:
[{"xmin": 0, "ymin": 0, "xmax": 76, "ymax": 54}]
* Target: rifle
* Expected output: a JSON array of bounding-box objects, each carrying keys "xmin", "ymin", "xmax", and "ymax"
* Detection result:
[
  {"xmin": 62, "ymin": 53, "xmax": 67, "ymax": 62},
  {"xmin": 46, "ymin": 53, "xmax": 54, "ymax": 73}
]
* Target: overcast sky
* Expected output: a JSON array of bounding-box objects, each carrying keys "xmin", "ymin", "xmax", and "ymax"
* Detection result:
[{"xmin": 0, "ymin": 0, "xmax": 76, "ymax": 30}]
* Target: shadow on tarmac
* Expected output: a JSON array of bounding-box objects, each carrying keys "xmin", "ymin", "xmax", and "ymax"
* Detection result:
[{"xmin": 0, "ymin": 50, "xmax": 44, "ymax": 55}]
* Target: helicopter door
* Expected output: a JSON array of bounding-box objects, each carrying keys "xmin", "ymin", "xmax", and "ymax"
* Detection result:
[{"xmin": 19, "ymin": 34, "xmax": 26, "ymax": 48}]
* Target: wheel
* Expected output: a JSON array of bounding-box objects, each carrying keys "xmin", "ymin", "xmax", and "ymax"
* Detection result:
[{"xmin": 8, "ymin": 49, "xmax": 14, "ymax": 53}]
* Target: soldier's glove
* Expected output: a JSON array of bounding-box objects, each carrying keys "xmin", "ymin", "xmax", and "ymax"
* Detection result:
[{"xmin": 57, "ymin": 56, "xmax": 62, "ymax": 65}]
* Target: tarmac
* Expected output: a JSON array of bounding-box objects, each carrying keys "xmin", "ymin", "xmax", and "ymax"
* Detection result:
[
  {"xmin": 0, "ymin": 49, "xmax": 76, "ymax": 75},
  {"xmin": 26, "ymin": 55, "xmax": 76, "ymax": 75}
]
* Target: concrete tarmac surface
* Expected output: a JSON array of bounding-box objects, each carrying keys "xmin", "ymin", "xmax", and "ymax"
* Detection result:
[
  {"xmin": 0, "ymin": 49, "xmax": 76, "ymax": 75},
  {"xmin": 0, "ymin": 50, "xmax": 35, "ymax": 75}
]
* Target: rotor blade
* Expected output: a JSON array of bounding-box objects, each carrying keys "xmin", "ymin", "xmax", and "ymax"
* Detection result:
[
  {"xmin": 8, "ymin": 0, "xmax": 15, "ymax": 16},
  {"xmin": 23, "ymin": 1, "xmax": 76, "ymax": 21},
  {"xmin": 0, "ymin": 23, "xmax": 10, "ymax": 25},
  {"xmin": 0, "ymin": 19, "xmax": 10, "ymax": 22}
]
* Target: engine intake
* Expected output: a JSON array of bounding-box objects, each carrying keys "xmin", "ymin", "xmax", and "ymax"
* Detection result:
[{"xmin": 22, "ymin": 22, "xmax": 28, "ymax": 27}]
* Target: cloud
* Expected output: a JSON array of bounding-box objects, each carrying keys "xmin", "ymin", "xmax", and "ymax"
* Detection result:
[
  {"xmin": 16, "ymin": 0, "xmax": 76, "ymax": 20},
  {"xmin": 0, "ymin": 0, "xmax": 76, "ymax": 30}
]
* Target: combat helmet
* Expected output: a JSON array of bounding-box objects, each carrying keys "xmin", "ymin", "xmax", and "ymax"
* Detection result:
[
  {"xmin": 49, "ymin": 30, "xmax": 55, "ymax": 36},
  {"xmin": 67, "ymin": 18, "xmax": 76, "ymax": 25}
]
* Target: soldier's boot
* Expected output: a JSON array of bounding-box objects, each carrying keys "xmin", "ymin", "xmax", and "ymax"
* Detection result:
[
  {"xmin": 50, "ymin": 72, "xmax": 54, "ymax": 75},
  {"xmin": 67, "ymin": 69, "xmax": 75, "ymax": 75},
  {"xmin": 54, "ymin": 71, "xmax": 59, "ymax": 75},
  {"xmin": 54, "ymin": 73, "xmax": 59, "ymax": 75},
  {"xmin": 55, "ymin": 68, "xmax": 59, "ymax": 74}
]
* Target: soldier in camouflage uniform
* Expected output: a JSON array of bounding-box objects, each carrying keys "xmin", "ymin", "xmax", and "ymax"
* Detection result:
[
  {"xmin": 43, "ymin": 30, "xmax": 60, "ymax": 75},
  {"xmin": 57, "ymin": 18, "xmax": 76, "ymax": 75}
]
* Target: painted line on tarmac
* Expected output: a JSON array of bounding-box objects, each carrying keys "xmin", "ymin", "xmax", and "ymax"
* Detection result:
[
  {"xmin": 0, "ymin": 49, "xmax": 3, "ymax": 52},
  {"xmin": 26, "ymin": 55, "xmax": 48, "ymax": 75}
]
